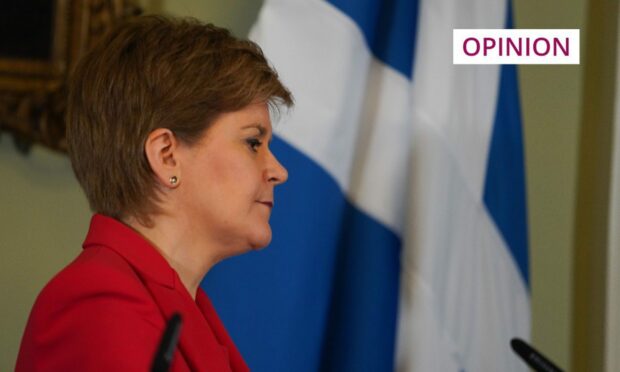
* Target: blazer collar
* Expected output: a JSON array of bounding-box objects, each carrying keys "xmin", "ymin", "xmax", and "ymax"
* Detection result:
[
  {"xmin": 82, "ymin": 214, "xmax": 176, "ymax": 289},
  {"xmin": 82, "ymin": 214, "xmax": 246, "ymax": 371}
]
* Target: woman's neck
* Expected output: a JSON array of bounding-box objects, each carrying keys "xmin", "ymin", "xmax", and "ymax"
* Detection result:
[{"xmin": 123, "ymin": 214, "xmax": 219, "ymax": 300}]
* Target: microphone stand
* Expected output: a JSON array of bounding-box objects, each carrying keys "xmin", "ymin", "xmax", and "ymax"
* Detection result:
[
  {"xmin": 151, "ymin": 313, "xmax": 183, "ymax": 372},
  {"xmin": 511, "ymin": 338, "xmax": 564, "ymax": 372}
]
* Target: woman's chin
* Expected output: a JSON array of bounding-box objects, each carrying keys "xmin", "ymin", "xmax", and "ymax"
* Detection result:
[{"xmin": 248, "ymin": 228, "xmax": 272, "ymax": 250}]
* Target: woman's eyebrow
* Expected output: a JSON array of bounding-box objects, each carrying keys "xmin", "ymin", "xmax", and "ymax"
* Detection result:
[
  {"xmin": 242, "ymin": 124, "xmax": 266, "ymax": 135},
  {"xmin": 242, "ymin": 124, "xmax": 273, "ymax": 143}
]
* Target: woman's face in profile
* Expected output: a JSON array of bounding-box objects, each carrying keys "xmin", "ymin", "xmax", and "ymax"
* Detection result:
[{"xmin": 177, "ymin": 102, "xmax": 288, "ymax": 256}]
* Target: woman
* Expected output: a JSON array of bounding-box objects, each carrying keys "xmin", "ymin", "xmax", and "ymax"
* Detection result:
[{"xmin": 16, "ymin": 15, "xmax": 292, "ymax": 371}]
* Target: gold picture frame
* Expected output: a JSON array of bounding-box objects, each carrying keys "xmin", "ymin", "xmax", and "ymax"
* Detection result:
[{"xmin": 0, "ymin": 0, "xmax": 140, "ymax": 153}]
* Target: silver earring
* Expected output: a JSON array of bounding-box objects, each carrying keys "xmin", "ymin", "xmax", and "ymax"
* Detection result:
[{"xmin": 169, "ymin": 176, "xmax": 178, "ymax": 185}]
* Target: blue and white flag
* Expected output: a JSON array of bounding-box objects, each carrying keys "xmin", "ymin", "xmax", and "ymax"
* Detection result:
[
  {"xmin": 202, "ymin": 0, "xmax": 529, "ymax": 371},
  {"xmin": 395, "ymin": 0, "xmax": 530, "ymax": 371}
]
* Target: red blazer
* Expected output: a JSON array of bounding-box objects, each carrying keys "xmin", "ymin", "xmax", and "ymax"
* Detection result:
[{"xmin": 16, "ymin": 214, "xmax": 250, "ymax": 372}]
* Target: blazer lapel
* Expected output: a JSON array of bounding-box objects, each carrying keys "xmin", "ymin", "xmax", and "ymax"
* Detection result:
[
  {"xmin": 84, "ymin": 215, "xmax": 234, "ymax": 371},
  {"xmin": 145, "ymin": 280, "xmax": 233, "ymax": 372}
]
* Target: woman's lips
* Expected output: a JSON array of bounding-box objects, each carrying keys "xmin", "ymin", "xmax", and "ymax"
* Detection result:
[{"xmin": 258, "ymin": 201, "xmax": 273, "ymax": 208}]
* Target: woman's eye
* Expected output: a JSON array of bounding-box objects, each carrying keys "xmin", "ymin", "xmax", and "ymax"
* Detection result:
[{"xmin": 246, "ymin": 138, "xmax": 262, "ymax": 152}]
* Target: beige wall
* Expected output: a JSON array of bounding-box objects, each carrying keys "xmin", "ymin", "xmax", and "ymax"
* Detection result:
[
  {"xmin": 145, "ymin": 0, "xmax": 263, "ymax": 36},
  {"xmin": 0, "ymin": 0, "xmax": 591, "ymax": 370},
  {"xmin": 0, "ymin": 141, "xmax": 90, "ymax": 368},
  {"xmin": 514, "ymin": 0, "xmax": 586, "ymax": 369}
]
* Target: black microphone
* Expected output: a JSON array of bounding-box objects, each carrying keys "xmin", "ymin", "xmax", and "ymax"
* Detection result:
[
  {"xmin": 510, "ymin": 338, "xmax": 564, "ymax": 372},
  {"xmin": 152, "ymin": 313, "xmax": 183, "ymax": 372}
]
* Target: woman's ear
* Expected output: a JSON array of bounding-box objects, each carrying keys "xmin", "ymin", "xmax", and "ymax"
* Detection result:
[{"xmin": 144, "ymin": 128, "xmax": 181, "ymax": 188}]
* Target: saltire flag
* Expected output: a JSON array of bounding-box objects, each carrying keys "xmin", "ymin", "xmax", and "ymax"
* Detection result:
[
  {"xmin": 202, "ymin": 0, "xmax": 530, "ymax": 371},
  {"xmin": 395, "ymin": 0, "xmax": 530, "ymax": 370}
]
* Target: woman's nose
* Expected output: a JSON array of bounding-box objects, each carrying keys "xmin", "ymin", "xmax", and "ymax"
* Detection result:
[{"xmin": 265, "ymin": 151, "xmax": 288, "ymax": 185}]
